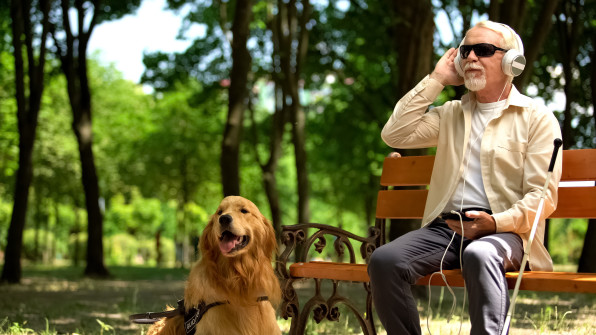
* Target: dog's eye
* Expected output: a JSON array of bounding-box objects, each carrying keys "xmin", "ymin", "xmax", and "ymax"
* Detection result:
[
  {"xmin": 217, "ymin": 210, "xmax": 223, "ymax": 215},
  {"xmin": 241, "ymin": 209, "xmax": 249, "ymax": 214}
]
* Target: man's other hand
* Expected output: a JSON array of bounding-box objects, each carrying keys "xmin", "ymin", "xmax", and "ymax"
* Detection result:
[
  {"xmin": 429, "ymin": 48, "xmax": 465, "ymax": 87},
  {"xmin": 445, "ymin": 210, "xmax": 496, "ymax": 239}
]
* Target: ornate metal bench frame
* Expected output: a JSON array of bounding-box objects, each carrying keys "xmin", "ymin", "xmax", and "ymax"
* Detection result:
[{"xmin": 276, "ymin": 221, "xmax": 384, "ymax": 335}]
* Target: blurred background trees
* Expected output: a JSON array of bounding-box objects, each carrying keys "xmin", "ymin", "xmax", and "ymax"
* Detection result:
[{"xmin": 1, "ymin": 0, "xmax": 595, "ymax": 282}]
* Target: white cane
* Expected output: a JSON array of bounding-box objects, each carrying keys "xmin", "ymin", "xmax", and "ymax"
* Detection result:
[{"xmin": 501, "ymin": 138, "xmax": 563, "ymax": 335}]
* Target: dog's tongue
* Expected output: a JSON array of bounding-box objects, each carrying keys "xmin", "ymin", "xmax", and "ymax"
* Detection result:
[{"xmin": 219, "ymin": 231, "xmax": 241, "ymax": 254}]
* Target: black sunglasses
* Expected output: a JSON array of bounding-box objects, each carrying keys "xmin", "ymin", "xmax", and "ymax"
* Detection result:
[{"xmin": 459, "ymin": 43, "xmax": 508, "ymax": 59}]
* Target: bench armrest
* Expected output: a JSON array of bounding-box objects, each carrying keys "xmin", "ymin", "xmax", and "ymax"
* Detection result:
[{"xmin": 277, "ymin": 223, "xmax": 381, "ymax": 279}]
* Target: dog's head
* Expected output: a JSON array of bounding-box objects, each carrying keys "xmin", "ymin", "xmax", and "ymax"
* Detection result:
[
  {"xmin": 194, "ymin": 196, "xmax": 281, "ymax": 307},
  {"xmin": 201, "ymin": 196, "xmax": 276, "ymax": 260}
]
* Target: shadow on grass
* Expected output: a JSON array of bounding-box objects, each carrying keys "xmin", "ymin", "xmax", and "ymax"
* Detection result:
[
  {"xmin": 282, "ymin": 279, "xmax": 595, "ymax": 334},
  {"xmin": 0, "ymin": 265, "xmax": 594, "ymax": 334},
  {"xmin": 0, "ymin": 265, "xmax": 188, "ymax": 335}
]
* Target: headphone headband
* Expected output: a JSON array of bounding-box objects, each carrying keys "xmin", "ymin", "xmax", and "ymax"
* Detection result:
[{"xmin": 498, "ymin": 23, "xmax": 524, "ymax": 55}]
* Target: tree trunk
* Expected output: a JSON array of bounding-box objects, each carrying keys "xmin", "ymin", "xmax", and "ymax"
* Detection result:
[
  {"xmin": 388, "ymin": 0, "xmax": 434, "ymax": 240},
  {"xmin": 263, "ymin": 169, "xmax": 283, "ymax": 235},
  {"xmin": 486, "ymin": 0, "xmax": 560, "ymax": 93},
  {"xmin": 555, "ymin": 1, "xmax": 581, "ymax": 150},
  {"xmin": 53, "ymin": 0, "xmax": 108, "ymax": 277},
  {"xmin": 495, "ymin": 0, "xmax": 528, "ymax": 31},
  {"xmin": 2, "ymin": 135, "xmax": 36, "ymax": 283},
  {"xmin": 276, "ymin": 0, "xmax": 312, "ymax": 224},
  {"xmin": 78, "ymin": 128, "xmax": 108, "ymax": 277},
  {"xmin": 155, "ymin": 230, "xmax": 162, "ymax": 266},
  {"xmin": 34, "ymin": 190, "xmax": 41, "ymax": 262},
  {"xmin": 293, "ymin": 0, "xmax": 312, "ymax": 225},
  {"xmin": 392, "ymin": 0, "xmax": 434, "ymax": 98},
  {"xmin": 221, "ymin": 0, "xmax": 253, "ymax": 197},
  {"xmin": 73, "ymin": 206, "xmax": 81, "ymax": 267},
  {"xmin": 513, "ymin": 0, "xmax": 560, "ymax": 90},
  {"xmin": 577, "ymin": 29, "xmax": 596, "ymax": 272},
  {"xmin": 251, "ymin": 7, "xmax": 288, "ymax": 237},
  {"xmin": 249, "ymin": 84, "xmax": 285, "ymax": 236},
  {"xmin": 593, "ymin": 32, "xmax": 596, "ymax": 138},
  {"xmin": 1, "ymin": 0, "xmax": 50, "ymax": 284},
  {"xmin": 578, "ymin": 219, "xmax": 596, "ymax": 272},
  {"xmin": 291, "ymin": 102, "xmax": 310, "ymax": 224}
]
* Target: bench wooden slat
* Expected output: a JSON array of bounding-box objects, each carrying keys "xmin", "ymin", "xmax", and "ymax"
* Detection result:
[
  {"xmin": 289, "ymin": 262, "xmax": 596, "ymax": 294},
  {"xmin": 560, "ymin": 148, "xmax": 596, "ymax": 181},
  {"xmin": 380, "ymin": 155, "xmax": 434, "ymax": 186},
  {"xmin": 379, "ymin": 149, "xmax": 596, "ymax": 186},
  {"xmin": 375, "ymin": 189, "xmax": 427, "ymax": 219},
  {"xmin": 376, "ymin": 187, "xmax": 596, "ymax": 219},
  {"xmin": 552, "ymin": 187, "xmax": 596, "ymax": 218},
  {"xmin": 376, "ymin": 149, "xmax": 596, "ymax": 221},
  {"xmin": 418, "ymin": 270, "xmax": 596, "ymax": 294},
  {"xmin": 290, "ymin": 262, "xmax": 371, "ymax": 282}
]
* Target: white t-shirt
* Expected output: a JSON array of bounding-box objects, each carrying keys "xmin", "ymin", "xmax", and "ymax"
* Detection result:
[{"xmin": 444, "ymin": 99, "xmax": 507, "ymax": 212}]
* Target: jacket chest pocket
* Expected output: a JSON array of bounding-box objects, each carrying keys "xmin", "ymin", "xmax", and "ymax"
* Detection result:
[{"xmin": 492, "ymin": 141, "xmax": 527, "ymax": 189}]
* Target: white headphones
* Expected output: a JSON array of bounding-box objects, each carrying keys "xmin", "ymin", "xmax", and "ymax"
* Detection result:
[{"xmin": 454, "ymin": 23, "xmax": 526, "ymax": 78}]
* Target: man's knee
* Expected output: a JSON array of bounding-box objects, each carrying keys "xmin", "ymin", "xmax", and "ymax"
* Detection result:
[
  {"xmin": 369, "ymin": 244, "xmax": 411, "ymax": 283},
  {"xmin": 462, "ymin": 240, "xmax": 501, "ymax": 271}
]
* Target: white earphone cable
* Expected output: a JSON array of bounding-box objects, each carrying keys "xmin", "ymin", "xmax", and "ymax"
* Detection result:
[{"xmin": 426, "ymin": 83, "xmax": 507, "ymax": 335}]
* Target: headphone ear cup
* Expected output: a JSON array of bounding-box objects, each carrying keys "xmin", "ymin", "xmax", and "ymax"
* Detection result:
[
  {"xmin": 501, "ymin": 49, "xmax": 526, "ymax": 77},
  {"xmin": 454, "ymin": 48, "xmax": 464, "ymax": 77}
]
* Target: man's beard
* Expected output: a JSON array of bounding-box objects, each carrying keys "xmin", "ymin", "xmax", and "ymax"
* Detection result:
[{"xmin": 464, "ymin": 63, "xmax": 486, "ymax": 91}]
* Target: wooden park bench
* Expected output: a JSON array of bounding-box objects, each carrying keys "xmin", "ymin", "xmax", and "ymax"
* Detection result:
[{"xmin": 276, "ymin": 148, "xmax": 596, "ymax": 335}]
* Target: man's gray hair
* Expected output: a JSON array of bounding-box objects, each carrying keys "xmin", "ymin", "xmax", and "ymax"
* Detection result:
[{"xmin": 471, "ymin": 20, "xmax": 523, "ymax": 54}]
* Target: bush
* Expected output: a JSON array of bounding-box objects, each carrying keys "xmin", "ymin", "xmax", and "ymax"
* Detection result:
[
  {"xmin": 104, "ymin": 233, "xmax": 175, "ymax": 267},
  {"xmin": 549, "ymin": 218, "xmax": 588, "ymax": 265}
]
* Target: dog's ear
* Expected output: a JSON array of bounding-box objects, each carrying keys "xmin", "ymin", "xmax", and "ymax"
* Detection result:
[{"xmin": 199, "ymin": 214, "xmax": 217, "ymax": 256}]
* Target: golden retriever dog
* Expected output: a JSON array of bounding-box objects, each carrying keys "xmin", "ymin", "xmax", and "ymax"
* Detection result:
[{"xmin": 147, "ymin": 196, "xmax": 281, "ymax": 335}]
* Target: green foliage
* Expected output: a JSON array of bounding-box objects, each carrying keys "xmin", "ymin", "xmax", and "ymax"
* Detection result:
[
  {"xmin": 0, "ymin": 198, "xmax": 12, "ymax": 252},
  {"xmin": 34, "ymin": 69, "xmax": 82, "ymax": 205},
  {"xmin": 94, "ymin": 0, "xmax": 143, "ymax": 24},
  {"xmin": 523, "ymin": 306, "xmax": 573, "ymax": 333},
  {"xmin": 21, "ymin": 229, "xmax": 58, "ymax": 261},
  {"xmin": 548, "ymin": 218, "xmax": 588, "ymax": 265},
  {"xmin": 89, "ymin": 55, "xmax": 154, "ymax": 199},
  {"xmin": 104, "ymin": 189, "xmax": 163, "ymax": 236},
  {"xmin": 1, "ymin": 0, "xmax": 595, "ymax": 271},
  {"xmin": 0, "ymin": 319, "xmax": 34, "ymax": 335},
  {"xmin": 105, "ymin": 234, "xmax": 138, "ymax": 265},
  {"xmin": 95, "ymin": 319, "xmax": 115, "ymax": 335},
  {"xmin": 103, "ymin": 234, "xmax": 175, "ymax": 266}
]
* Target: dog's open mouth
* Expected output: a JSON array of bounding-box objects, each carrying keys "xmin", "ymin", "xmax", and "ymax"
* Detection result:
[{"xmin": 219, "ymin": 230, "xmax": 250, "ymax": 255}]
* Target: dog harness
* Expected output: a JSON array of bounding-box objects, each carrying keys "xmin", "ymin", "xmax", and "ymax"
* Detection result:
[{"xmin": 129, "ymin": 296, "xmax": 269, "ymax": 335}]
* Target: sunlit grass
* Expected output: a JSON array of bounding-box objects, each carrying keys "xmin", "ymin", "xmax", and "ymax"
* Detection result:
[{"xmin": 0, "ymin": 265, "xmax": 594, "ymax": 334}]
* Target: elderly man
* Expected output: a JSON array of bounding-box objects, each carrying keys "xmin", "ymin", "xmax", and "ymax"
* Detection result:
[{"xmin": 368, "ymin": 21, "xmax": 562, "ymax": 335}]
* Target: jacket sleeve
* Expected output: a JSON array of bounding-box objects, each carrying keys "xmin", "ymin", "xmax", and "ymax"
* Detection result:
[{"xmin": 381, "ymin": 75, "xmax": 445, "ymax": 149}]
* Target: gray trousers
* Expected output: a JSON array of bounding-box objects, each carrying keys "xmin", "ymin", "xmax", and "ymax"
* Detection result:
[{"xmin": 368, "ymin": 219, "xmax": 523, "ymax": 335}]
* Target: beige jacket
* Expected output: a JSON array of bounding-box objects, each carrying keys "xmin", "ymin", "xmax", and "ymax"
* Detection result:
[{"xmin": 381, "ymin": 75, "xmax": 562, "ymax": 271}]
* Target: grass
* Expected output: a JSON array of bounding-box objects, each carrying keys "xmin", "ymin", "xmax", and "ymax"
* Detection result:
[
  {"xmin": 0, "ymin": 266, "xmax": 188, "ymax": 335},
  {"xmin": 0, "ymin": 265, "xmax": 594, "ymax": 334}
]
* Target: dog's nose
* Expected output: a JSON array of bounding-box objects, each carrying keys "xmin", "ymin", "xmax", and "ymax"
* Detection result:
[{"xmin": 219, "ymin": 214, "xmax": 233, "ymax": 229}]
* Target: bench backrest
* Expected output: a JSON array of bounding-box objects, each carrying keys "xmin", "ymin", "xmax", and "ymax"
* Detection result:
[{"xmin": 376, "ymin": 149, "xmax": 596, "ymax": 221}]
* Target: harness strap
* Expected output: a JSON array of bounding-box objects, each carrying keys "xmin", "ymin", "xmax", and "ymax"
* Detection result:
[
  {"xmin": 129, "ymin": 296, "xmax": 270, "ymax": 330},
  {"xmin": 184, "ymin": 296, "xmax": 269, "ymax": 335},
  {"xmin": 129, "ymin": 299, "xmax": 185, "ymax": 324}
]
